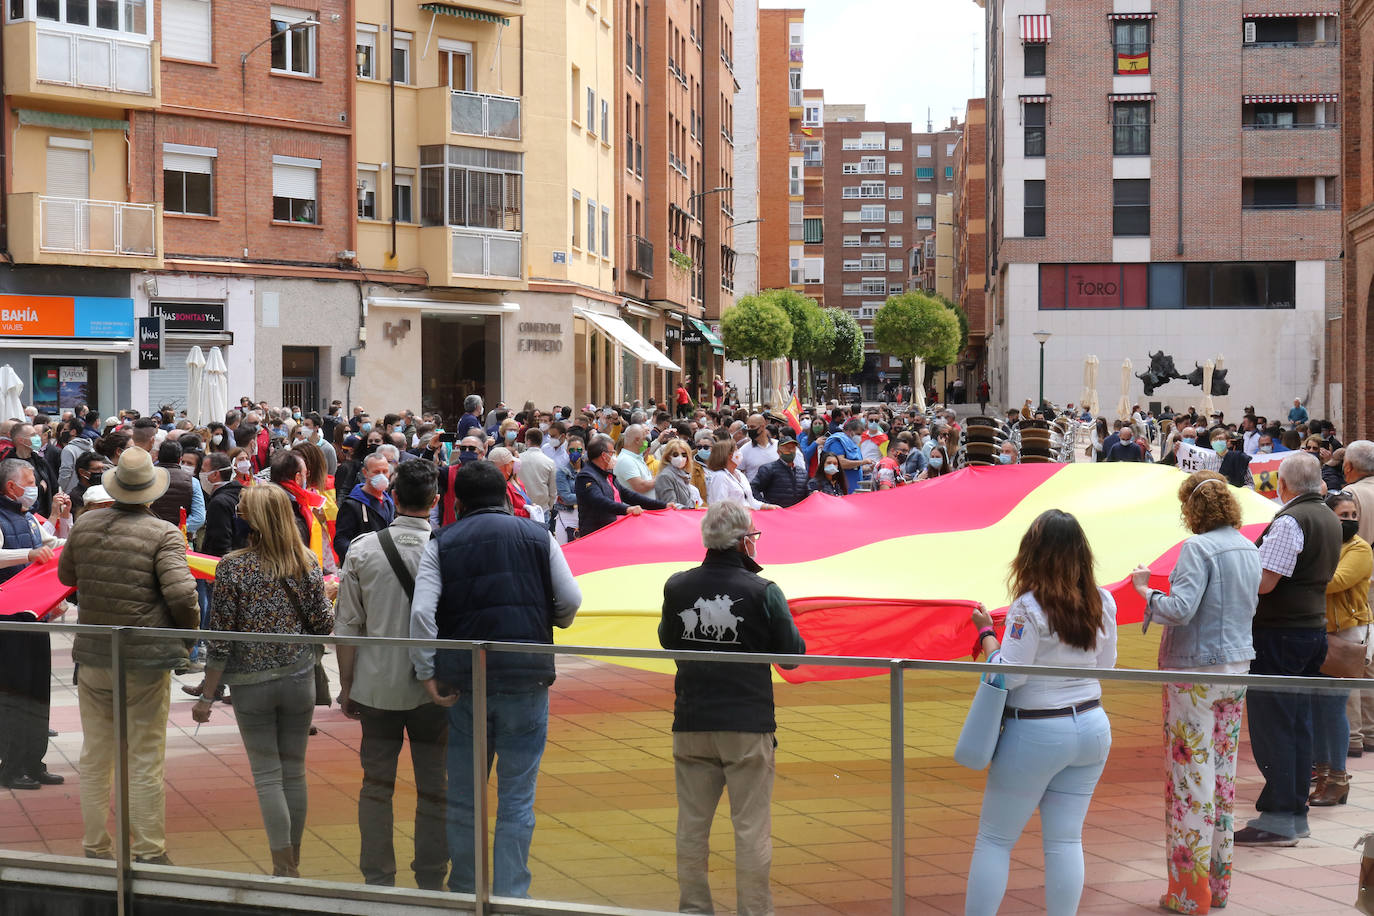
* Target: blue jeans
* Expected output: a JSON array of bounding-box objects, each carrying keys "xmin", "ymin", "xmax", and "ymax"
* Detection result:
[
  {"xmin": 1312, "ymin": 682, "xmax": 1350, "ymax": 769},
  {"xmin": 1247, "ymin": 626, "xmax": 1325, "ymax": 837},
  {"xmin": 966, "ymin": 706, "xmax": 1111, "ymax": 916},
  {"xmin": 445, "ymin": 689, "xmax": 549, "ymax": 897}
]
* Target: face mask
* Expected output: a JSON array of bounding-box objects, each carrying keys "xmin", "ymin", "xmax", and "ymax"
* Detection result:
[
  {"xmin": 362, "ymin": 423, "xmax": 373, "ymax": 432},
  {"xmin": 929, "ymin": 456, "xmax": 944, "ymax": 470},
  {"xmin": 310, "ymin": 428, "xmax": 322, "ymax": 442},
  {"xmin": 639, "ymin": 440, "xmax": 649, "ymax": 453},
  {"xmin": 1181, "ymin": 437, "xmax": 1195, "ymax": 447},
  {"xmin": 211, "ymin": 434, "xmax": 223, "ymax": 446},
  {"xmin": 605, "ymin": 455, "xmax": 618, "ymax": 471},
  {"xmin": 181, "ymin": 462, "xmax": 197, "ymax": 475},
  {"xmin": 998, "ymin": 453, "xmax": 1012, "ymax": 464},
  {"xmin": 824, "ymin": 463, "xmax": 839, "ymax": 476},
  {"xmin": 1212, "ymin": 441, "xmax": 1228, "ymax": 455},
  {"xmin": 369, "ymin": 473, "xmax": 389, "ymax": 491},
  {"xmin": 568, "ymin": 449, "xmax": 583, "ymax": 462},
  {"xmin": 746, "ymin": 428, "xmax": 760, "ymax": 442},
  {"xmin": 812, "ymin": 425, "xmax": 825, "ymax": 437},
  {"xmin": 235, "ymin": 459, "xmax": 252, "ymax": 475},
  {"xmin": 868, "ymin": 422, "xmax": 880, "ymax": 434},
  {"xmin": 505, "ymin": 430, "xmax": 517, "ymax": 442},
  {"xmin": 697, "ymin": 448, "xmax": 711, "ymax": 463},
  {"xmin": 29, "ymin": 435, "xmax": 42, "ymax": 450},
  {"xmin": 539, "ymin": 423, "xmax": 549, "ymax": 432},
  {"xmin": 671, "ymin": 455, "xmax": 687, "ymax": 469},
  {"xmin": 1259, "ymin": 445, "xmax": 1273, "ymax": 454},
  {"xmin": 18, "ymin": 485, "xmax": 37, "ymax": 510},
  {"xmin": 1343, "ymin": 519, "xmax": 1360, "ymax": 542},
  {"xmin": 200, "ymin": 470, "xmax": 221, "ymax": 491}
]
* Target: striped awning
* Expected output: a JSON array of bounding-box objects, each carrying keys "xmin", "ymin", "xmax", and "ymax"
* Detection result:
[
  {"xmin": 1108, "ymin": 11, "xmax": 1158, "ymax": 19},
  {"xmin": 1019, "ymin": 14, "xmax": 1051, "ymax": 42},
  {"xmin": 1243, "ymin": 93, "xmax": 1338, "ymax": 103},
  {"xmin": 418, "ymin": 3, "xmax": 512, "ymax": 25},
  {"xmin": 1109, "ymin": 92, "xmax": 1157, "ymax": 102},
  {"xmin": 1245, "ymin": 10, "xmax": 1337, "ymax": 17},
  {"xmin": 1019, "ymin": 94, "xmax": 1052, "ymax": 103}
]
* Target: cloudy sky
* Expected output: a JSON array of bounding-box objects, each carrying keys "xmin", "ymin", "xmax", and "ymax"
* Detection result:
[{"xmin": 759, "ymin": 0, "xmax": 987, "ymax": 130}]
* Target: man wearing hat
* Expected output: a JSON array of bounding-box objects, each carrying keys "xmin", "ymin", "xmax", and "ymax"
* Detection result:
[
  {"xmin": 57, "ymin": 447, "xmax": 200, "ymax": 864},
  {"xmin": 751, "ymin": 432, "xmax": 809, "ymax": 508}
]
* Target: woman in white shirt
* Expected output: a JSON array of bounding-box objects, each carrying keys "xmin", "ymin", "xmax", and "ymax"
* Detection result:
[
  {"xmin": 703, "ymin": 440, "xmax": 777, "ymax": 511},
  {"xmin": 966, "ymin": 509, "xmax": 1118, "ymax": 916}
]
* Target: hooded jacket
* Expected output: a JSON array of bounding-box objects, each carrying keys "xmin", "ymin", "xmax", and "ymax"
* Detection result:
[{"xmin": 333, "ymin": 482, "xmax": 395, "ymax": 562}]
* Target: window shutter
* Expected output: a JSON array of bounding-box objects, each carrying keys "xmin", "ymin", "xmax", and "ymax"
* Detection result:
[
  {"xmin": 164, "ymin": 152, "xmax": 213, "ymax": 174},
  {"xmin": 162, "ymin": 0, "xmax": 211, "ymax": 63},
  {"xmin": 272, "ymin": 163, "xmax": 317, "ymax": 200}
]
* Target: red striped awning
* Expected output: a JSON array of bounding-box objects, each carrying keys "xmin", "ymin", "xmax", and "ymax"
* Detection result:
[
  {"xmin": 1019, "ymin": 14, "xmax": 1051, "ymax": 42},
  {"xmin": 1109, "ymin": 92, "xmax": 1158, "ymax": 102},
  {"xmin": 1244, "ymin": 93, "xmax": 1338, "ymax": 103},
  {"xmin": 1019, "ymin": 94, "xmax": 1052, "ymax": 103},
  {"xmin": 1108, "ymin": 11, "xmax": 1158, "ymax": 19},
  {"xmin": 1244, "ymin": 10, "xmax": 1337, "ymax": 17}
]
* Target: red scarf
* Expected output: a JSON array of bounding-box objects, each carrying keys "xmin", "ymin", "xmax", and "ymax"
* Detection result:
[{"xmin": 279, "ymin": 480, "xmax": 321, "ymax": 531}]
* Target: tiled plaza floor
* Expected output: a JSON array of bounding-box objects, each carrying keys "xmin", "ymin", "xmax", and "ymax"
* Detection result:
[{"xmin": 1, "ymin": 626, "xmax": 1369, "ymax": 914}]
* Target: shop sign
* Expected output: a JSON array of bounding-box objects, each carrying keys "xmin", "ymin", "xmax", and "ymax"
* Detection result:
[
  {"xmin": 552, "ymin": 251, "xmax": 567, "ymax": 264},
  {"xmin": 149, "ymin": 301, "xmax": 225, "ymax": 332},
  {"xmin": 517, "ymin": 321, "xmax": 563, "ymax": 353},
  {"xmin": 0, "ymin": 294, "xmax": 134, "ymax": 338},
  {"xmin": 681, "ymin": 325, "xmax": 706, "ymax": 346},
  {"xmin": 137, "ymin": 317, "xmax": 164, "ymax": 369}
]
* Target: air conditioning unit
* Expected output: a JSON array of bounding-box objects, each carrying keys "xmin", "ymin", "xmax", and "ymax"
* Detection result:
[{"xmin": 1243, "ymin": 21, "xmax": 1256, "ymax": 43}]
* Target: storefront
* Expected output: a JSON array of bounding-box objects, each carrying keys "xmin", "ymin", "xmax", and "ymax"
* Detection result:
[
  {"xmin": 0, "ymin": 292, "xmax": 134, "ymax": 419},
  {"xmin": 680, "ymin": 315, "xmax": 724, "ymax": 403},
  {"xmin": 573, "ymin": 305, "xmax": 679, "ymax": 407},
  {"xmin": 144, "ymin": 300, "xmax": 234, "ymax": 415}
]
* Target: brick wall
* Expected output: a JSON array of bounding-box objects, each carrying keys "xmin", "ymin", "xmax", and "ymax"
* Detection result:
[{"xmin": 756, "ymin": 9, "xmax": 796, "ymax": 291}]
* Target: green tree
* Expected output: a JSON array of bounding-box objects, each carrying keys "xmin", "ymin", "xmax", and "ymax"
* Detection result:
[
  {"xmin": 721, "ymin": 294, "xmax": 793, "ymax": 406},
  {"xmin": 873, "ymin": 292, "xmax": 961, "ymax": 391},
  {"xmin": 762, "ymin": 288, "xmax": 832, "ymax": 401},
  {"xmin": 819, "ymin": 307, "xmax": 865, "ymax": 392},
  {"xmin": 932, "ymin": 293, "xmax": 970, "ymax": 354}
]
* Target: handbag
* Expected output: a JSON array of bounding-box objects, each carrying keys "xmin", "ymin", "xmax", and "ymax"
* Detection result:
[
  {"xmin": 954, "ymin": 672, "xmax": 1008, "ymax": 770},
  {"xmin": 282, "ymin": 578, "xmax": 332, "ymax": 707},
  {"xmin": 1321, "ymin": 634, "xmax": 1368, "ymax": 679}
]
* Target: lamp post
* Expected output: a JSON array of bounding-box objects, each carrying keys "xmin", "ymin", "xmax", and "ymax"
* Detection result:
[{"xmin": 1033, "ymin": 330, "xmax": 1052, "ymax": 410}]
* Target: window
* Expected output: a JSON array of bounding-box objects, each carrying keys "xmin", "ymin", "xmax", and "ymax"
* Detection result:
[
  {"xmin": 916, "ymin": 167, "xmax": 934, "ymax": 180},
  {"xmin": 803, "ymin": 104, "xmax": 822, "ymax": 126},
  {"xmin": 163, "ymin": 143, "xmax": 214, "ymax": 216},
  {"xmin": 888, "ymin": 210, "xmax": 903, "ymax": 223},
  {"xmin": 888, "ymin": 137, "xmax": 903, "ymax": 151},
  {"xmin": 601, "ymin": 99, "xmax": 610, "ymax": 141},
  {"xmin": 571, "ymin": 191, "xmax": 581, "ymax": 247},
  {"xmin": 1040, "ymin": 262, "xmax": 1296, "ymax": 310},
  {"xmin": 888, "ymin": 186, "xmax": 903, "ymax": 199},
  {"xmin": 946, "ymin": 143, "xmax": 956, "ymax": 156},
  {"xmin": 860, "ymin": 204, "xmax": 885, "ymax": 222},
  {"xmin": 355, "ymin": 25, "xmax": 376, "ymax": 78},
  {"xmin": 1248, "ymin": 178, "xmax": 1299, "ymax": 208},
  {"xmin": 1024, "ymin": 43, "xmax": 1045, "ymax": 77},
  {"xmin": 394, "ymin": 170, "xmax": 414, "ymax": 222},
  {"xmin": 587, "ymin": 87, "xmax": 596, "ymax": 132},
  {"xmin": 1114, "ymin": 20, "xmax": 1151, "ymax": 74},
  {"xmin": 945, "ymin": 166, "xmax": 953, "ymax": 179},
  {"xmin": 272, "ymin": 155, "xmax": 319, "ymax": 223},
  {"xmin": 1024, "ymin": 102, "xmax": 1046, "ymax": 157},
  {"xmin": 31, "ymin": 0, "xmax": 147, "ymax": 31},
  {"xmin": 1113, "ymin": 178, "xmax": 1150, "ymax": 236},
  {"xmin": 419, "ymin": 145, "xmax": 524, "ymax": 232},
  {"xmin": 1113, "ymin": 102, "xmax": 1150, "ymax": 155},
  {"xmin": 843, "ymin": 235, "xmax": 860, "ymax": 247},
  {"xmin": 439, "ymin": 42, "xmax": 472, "ymax": 90},
  {"xmin": 888, "ymin": 259, "xmax": 903, "ymax": 272},
  {"xmin": 1251, "ymin": 105, "xmax": 1296, "ymax": 128},
  {"xmin": 861, "ymin": 253, "xmax": 884, "ymax": 270},
  {"xmin": 571, "ymin": 66, "xmax": 582, "ymax": 123},
  {"xmin": 803, "ymin": 217, "xmax": 823, "ymax": 243},
  {"xmin": 843, "ymin": 259, "xmax": 861, "ymax": 271},
  {"xmin": 163, "ymin": 0, "xmax": 211, "ymax": 62},
  {"xmin": 357, "ymin": 166, "xmax": 378, "ymax": 219},
  {"xmin": 270, "ymin": 6, "xmax": 315, "ymax": 76},
  {"xmin": 889, "ymin": 162, "xmax": 903, "ymax": 175},
  {"xmin": 889, "ymin": 235, "xmax": 902, "ymax": 248},
  {"xmin": 392, "ymin": 31, "xmax": 411, "ymax": 84},
  {"xmin": 916, "ymin": 215, "xmax": 933, "ymax": 230},
  {"xmin": 587, "ymin": 199, "xmax": 597, "ymax": 254},
  {"xmin": 888, "ymin": 284, "xmax": 904, "ymax": 295},
  {"xmin": 917, "ymin": 192, "xmax": 932, "ymax": 205},
  {"xmin": 917, "ymin": 144, "xmax": 932, "ymax": 158},
  {"xmin": 601, "ymin": 205, "xmax": 611, "ymax": 258},
  {"xmin": 1023, "ymin": 179, "xmax": 1045, "ymax": 237}
]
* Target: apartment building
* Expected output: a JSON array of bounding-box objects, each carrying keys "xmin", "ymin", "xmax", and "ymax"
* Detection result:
[
  {"xmin": 954, "ymin": 98, "xmax": 989, "ymax": 380},
  {"xmin": 756, "ymin": 7, "xmax": 801, "ymax": 293},
  {"xmin": 909, "ymin": 121, "xmax": 962, "ymax": 293},
  {"xmin": 978, "ymin": 0, "xmax": 1340, "ymax": 417},
  {"xmin": 1341, "ymin": 0, "xmax": 1373, "ymax": 437}
]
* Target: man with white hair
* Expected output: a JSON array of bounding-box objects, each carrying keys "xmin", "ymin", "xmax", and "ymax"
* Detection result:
[
  {"xmin": 658, "ymin": 501, "xmax": 806, "ymax": 915},
  {"xmin": 1341, "ymin": 440, "xmax": 1374, "ymax": 756},
  {"xmin": 614, "ymin": 424, "xmax": 656, "ymax": 495},
  {"xmin": 1236, "ymin": 451, "xmax": 1342, "ymax": 847},
  {"xmin": 334, "ymin": 452, "xmax": 395, "ymax": 562}
]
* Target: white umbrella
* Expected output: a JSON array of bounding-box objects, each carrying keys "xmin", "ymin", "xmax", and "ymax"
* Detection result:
[
  {"xmin": 0, "ymin": 364, "xmax": 24, "ymax": 421},
  {"xmin": 1082, "ymin": 355, "xmax": 1099, "ymax": 417},
  {"xmin": 184, "ymin": 346, "xmax": 206, "ymax": 426},
  {"xmin": 1117, "ymin": 358, "xmax": 1133, "ymax": 422},
  {"xmin": 1202, "ymin": 359, "xmax": 1215, "ymax": 420},
  {"xmin": 1089, "ymin": 356, "xmax": 1101, "ymax": 417},
  {"xmin": 913, "ymin": 356, "xmax": 927, "ymax": 413},
  {"xmin": 202, "ymin": 347, "xmax": 229, "ymax": 427}
]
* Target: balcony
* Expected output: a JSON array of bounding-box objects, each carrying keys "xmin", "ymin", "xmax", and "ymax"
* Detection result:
[
  {"xmin": 1241, "ymin": 47, "xmax": 1338, "ymax": 96},
  {"xmin": 8, "ymin": 193, "xmax": 161, "ymax": 269},
  {"xmin": 628, "ymin": 234, "xmax": 654, "ymax": 278},
  {"xmin": 421, "ymin": 226, "xmax": 523, "ymax": 286},
  {"xmin": 417, "ymin": 86, "xmax": 522, "ymax": 147},
  {"xmin": 1241, "ymin": 124, "xmax": 1339, "ymax": 176},
  {"xmin": 789, "ymin": 46, "xmax": 803, "ymax": 63},
  {"xmin": 789, "ymin": 88, "xmax": 803, "ymax": 110},
  {"xmin": 4, "ymin": 20, "xmax": 160, "ymax": 109}
]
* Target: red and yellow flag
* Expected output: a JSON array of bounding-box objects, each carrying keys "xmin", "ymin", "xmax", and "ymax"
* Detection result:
[{"xmin": 782, "ymin": 393, "xmax": 803, "ymax": 434}]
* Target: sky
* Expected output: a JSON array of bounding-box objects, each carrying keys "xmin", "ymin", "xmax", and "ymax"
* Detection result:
[{"xmin": 758, "ymin": 0, "xmax": 987, "ymax": 130}]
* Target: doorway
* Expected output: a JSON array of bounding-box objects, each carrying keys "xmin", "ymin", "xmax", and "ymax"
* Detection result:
[
  {"xmin": 282, "ymin": 346, "xmax": 320, "ymax": 412},
  {"xmin": 421, "ymin": 313, "xmax": 500, "ymax": 423}
]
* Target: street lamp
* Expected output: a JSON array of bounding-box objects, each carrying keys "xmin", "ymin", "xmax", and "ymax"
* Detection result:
[
  {"xmin": 241, "ymin": 18, "xmax": 320, "ymax": 78},
  {"xmin": 1033, "ymin": 330, "xmax": 1052, "ymax": 410},
  {"xmin": 725, "ymin": 218, "xmax": 764, "ymax": 230}
]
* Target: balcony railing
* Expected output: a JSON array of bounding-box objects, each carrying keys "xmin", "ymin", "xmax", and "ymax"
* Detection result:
[
  {"xmin": 789, "ymin": 88, "xmax": 803, "ymax": 107},
  {"xmin": 1242, "ymin": 39, "xmax": 1337, "ymax": 48},
  {"xmin": 40, "ymin": 197, "xmax": 156, "ymax": 257},
  {"xmin": 721, "ymin": 126, "xmax": 734, "ymax": 145},
  {"xmin": 629, "ymin": 234, "xmax": 654, "ymax": 278},
  {"xmin": 1242, "ymin": 202, "xmax": 1340, "ymax": 210},
  {"xmin": 803, "ymin": 155, "xmax": 823, "ymax": 168},
  {"xmin": 1241, "ymin": 122, "xmax": 1340, "ymax": 130},
  {"xmin": 450, "ymin": 89, "xmax": 521, "ymax": 140},
  {"xmin": 34, "ymin": 24, "xmax": 153, "ymax": 96},
  {"xmin": 451, "ymin": 227, "xmax": 521, "ymax": 279}
]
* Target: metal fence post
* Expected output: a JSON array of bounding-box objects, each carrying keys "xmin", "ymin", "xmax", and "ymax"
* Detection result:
[
  {"xmin": 111, "ymin": 627, "xmax": 132, "ymax": 916},
  {"xmin": 471, "ymin": 645, "xmax": 489, "ymax": 915},
  {"xmin": 889, "ymin": 661, "xmax": 905, "ymax": 916}
]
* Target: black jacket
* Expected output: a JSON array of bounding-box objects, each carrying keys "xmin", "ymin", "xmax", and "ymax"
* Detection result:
[
  {"xmin": 752, "ymin": 457, "xmax": 809, "ymax": 508},
  {"xmin": 333, "ymin": 484, "xmax": 396, "ymax": 562},
  {"xmin": 1218, "ymin": 450, "xmax": 1251, "ymax": 488},
  {"xmin": 574, "ymin": 462, "xmax": 665, "ymax": 536},
  {"xmin": 201, "ymin": 480, "xmax": 244, "ymax": 557}
]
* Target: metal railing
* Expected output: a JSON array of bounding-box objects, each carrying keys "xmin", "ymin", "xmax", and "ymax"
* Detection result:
[
  {"xmin": 1242, "ymin": 39, "xmax": 1338, "ymax": 48},
  {"xmin": 34, "ymin": 23, "xmax": 154, "ymax": 95},
  {"xmin": 629, "ymin": 234, "xmax": 654, "ymax": 278},
  {"xmin": 39, "ymin": 197, "xmax": 156, "ymax": 257},
  {"xmin": 1242, "ymin": 122, "xmax": 1340, "ymax": 130},
  {"xmin": 1242, "ymin": 202, "xmax": 1340, "ymax": 210},
  {"xmin": 450, "ymin": 89, "xmax": 521, "ymax": 140}
]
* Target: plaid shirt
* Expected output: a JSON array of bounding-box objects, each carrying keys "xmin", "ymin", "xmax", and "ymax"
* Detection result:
[{"xmin": 1258, "ymin": 514, "xmax": 1304, "ymax": 579}]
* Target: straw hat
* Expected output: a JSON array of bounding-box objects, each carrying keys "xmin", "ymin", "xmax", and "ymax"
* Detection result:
[{"xmin": 101, "ymin": 447, "xmax": 169, "ymax": 505}]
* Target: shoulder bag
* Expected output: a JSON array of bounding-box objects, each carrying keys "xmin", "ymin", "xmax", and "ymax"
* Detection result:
[
  {"xmin": 1322, "ymin": 632, "xmax": 1368, "ymax": 679},
  {"xmin": 283, "ymin": 576, "xmax": 332, "ymax": 706},
  {"xmin": 953, "ymin": 672, "xmax": 1008, "ymax": 770}
]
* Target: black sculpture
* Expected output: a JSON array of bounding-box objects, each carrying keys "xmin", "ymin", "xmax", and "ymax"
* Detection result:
[
  {"xmin": 1135, "ymin": 351, "xmax": 1185, "ymax": 395},
  {"xmin": 1181, "ymin": 361, "xmax": 1231, "ymax": 396}
]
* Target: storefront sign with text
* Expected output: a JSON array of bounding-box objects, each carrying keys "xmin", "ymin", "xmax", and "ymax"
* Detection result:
[{"xmin": 517, "ymin": 321, "xmax": 563, "ymax": 353}]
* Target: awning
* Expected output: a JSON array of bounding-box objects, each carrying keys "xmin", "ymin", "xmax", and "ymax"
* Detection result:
[
  {"xmin": 1107, "ymin": 11, "xmax": 1157, "ymax": 19},
  {"xmin": 16, "ymin": 109, "xmax": 128, "ymax": 131},
  {"xmin": 1244, "ymin": 93, "xmax": 1338, "ymax": 103},
  {"xmin": 1245, "ymin": 10, "xmax": 1337, "ymax": 17},
  {"xmin": 1109, "ymin": 92, "xmax": 1157, "ymax": 102},
  {"xmin": 419, "ymin": 2, "xmax": 513, "ymax": 25},
  {"xmin": 1019, "ymin": 14, "xmax": 1051, "ymax": 42},
  {"xmin": 687, "ymin": 317, "xmax": 725, "ymax": 355},
  {"xmin": 575, "ymin": 308, "xmax": 681, "ymax": 372}
]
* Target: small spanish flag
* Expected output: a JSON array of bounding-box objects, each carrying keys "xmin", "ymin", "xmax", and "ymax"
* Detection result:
[
  {"xmin": 1117, "ymin": 52, "xmax": 1149, "ymax": 74},
  {"xmin": 782, "ymin": 393, "xmax": 803, "ymax": 434},
  {"xmin": 800, "ymin": 126, "xmax": 814, "ymax": 137}
]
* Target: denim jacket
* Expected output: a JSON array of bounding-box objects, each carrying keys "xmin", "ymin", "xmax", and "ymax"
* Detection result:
[{"xmin": 1145, "ymin": 525, "xmax": 1262, "ymax": 669}]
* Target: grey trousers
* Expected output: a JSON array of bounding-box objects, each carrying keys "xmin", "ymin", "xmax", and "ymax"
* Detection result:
[{"xmin": 230, "ymin": 668, "xmax": 316, "ymax": 851}]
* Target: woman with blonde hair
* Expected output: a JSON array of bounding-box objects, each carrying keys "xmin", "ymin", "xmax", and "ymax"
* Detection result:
[
  {"xmin": 654, "ymin": 438, "xmax": 704, "ymax": 508},
  {"xmin": 1130, "ymin": 470, "xmax": 1261, "ymax": 913},
  {"xmin": 191, "ymin": 485, "xmax": 334, "ymax": 878}
]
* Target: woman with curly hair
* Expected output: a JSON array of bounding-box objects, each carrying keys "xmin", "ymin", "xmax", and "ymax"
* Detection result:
[{"xmin": 1130, "ymin": 470, "xmax": 1261, "ymax": 914}]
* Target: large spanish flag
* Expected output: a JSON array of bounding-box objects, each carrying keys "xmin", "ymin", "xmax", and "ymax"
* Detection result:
[{"xmin": 560, "ymin": 463, "xmax": 1277, "ymax": 681}]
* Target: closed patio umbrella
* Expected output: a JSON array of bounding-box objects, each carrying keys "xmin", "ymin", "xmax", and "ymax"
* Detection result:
[
  {"xmin": 0, "ymin": 364, "xmax": 25, "ymax": 421},
  {"xmin": 202, "ymin": 347, "xmax": 229, "ymax": 427},
  {"xmin": 185, "ymin": 346, "xmax": 206, "ymax": 426},
  {"xmin": 913, "ymin": 357, "xmax": 927, "ymax": 413},
  {"xmin": 1117, "ymin": 358, "xmax": 1132, "ymax": 422},
  {"xmin": 1202, "ymin": 359, "xmax": 1215, "ymax": 420}
]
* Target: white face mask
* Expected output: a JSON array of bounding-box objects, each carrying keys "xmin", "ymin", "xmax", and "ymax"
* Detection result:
[
  {"xmin": 235, "ymin": 459, "xmax": 252, "ymax": 475},
  {"xmin": 18, "ymin": 485, "xmax": 37, "ymax": 510},
  {"xmin": 670, "ymin": 455, "xmax": 687, "ymax": 469},
  {"xmin": 211, "ymin": 434, "xmax": 223, "ymax": 446},
  {"xmin": 369, "ymin": 473, "xmax": 390, "ymax": 492},
  {"xmin": 824, "ymin": 463, "xmax": 839, "ymax": 476}
]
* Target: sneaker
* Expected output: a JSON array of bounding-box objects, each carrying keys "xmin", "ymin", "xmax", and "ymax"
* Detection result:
[
  {"xmin": 135, "ymin": 853, "xmax": 173, "ymax": 866},
  {"xmin": 1234, "ymin": 826, "xmax": 1298, "ymax": 847}
]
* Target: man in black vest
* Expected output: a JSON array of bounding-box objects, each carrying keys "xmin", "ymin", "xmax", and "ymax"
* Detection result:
[
  {"xmin": 658, "ymin": 501, "xmax": 805, "ymax": 915},
  {"xmin": 409, "ymin": 460, "xmax": 581, "ymax": 897},
  {"xmin": 1236, "ymin": 451, "xmax": 1341, "ymax": 847}
]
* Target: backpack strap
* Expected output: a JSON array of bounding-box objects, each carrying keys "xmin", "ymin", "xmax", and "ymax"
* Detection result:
[{"xmin": 376, "ymin": 528, "xmax": 415, "ymax": 602}]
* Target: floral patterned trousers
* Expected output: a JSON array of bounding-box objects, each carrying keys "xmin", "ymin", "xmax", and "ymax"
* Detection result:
[{"xmin": 1163, "ymin": 683, "xmax": 1247, "ymax": 914}]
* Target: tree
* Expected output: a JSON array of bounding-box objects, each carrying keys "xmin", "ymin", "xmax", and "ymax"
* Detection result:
[
  {"xmin": 762, "ymin": 288, "xmax": 832, "ymax": 401},
  {"xmin": 818, "ymin": 307, "xmax": 865, "ymax": 390},
  {"xmin": 721, "ymin": 294, "xmax": 793, "ymax": 407},
  {"xmin": 932, "ymin": 293, "xmax": 970, "ymax": 355},
  {"xmin": 873, "ymin": 292, "xmax": 961, "ymax": 397}
]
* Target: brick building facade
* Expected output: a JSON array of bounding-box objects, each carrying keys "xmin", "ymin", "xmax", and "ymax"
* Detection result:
[
  {"xmin": 1342, "ymin": 0, "xmax": 1374, "ymax": 438},
  {"xmin": 954, "ymin": 98, "xmax": 988, "ymax": 382}
]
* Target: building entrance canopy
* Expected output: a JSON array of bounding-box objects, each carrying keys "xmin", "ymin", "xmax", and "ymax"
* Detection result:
[{"xmin": 575, "ymin": 307, "xmax": 681, "ymax": 372}]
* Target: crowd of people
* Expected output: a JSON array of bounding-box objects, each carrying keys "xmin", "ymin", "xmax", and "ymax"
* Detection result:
[{"xmin": 0, "ymin": 391, "xmax": 1367, "ymax": 915}]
